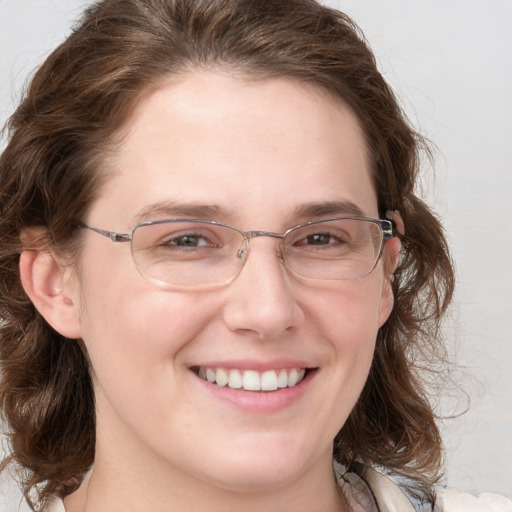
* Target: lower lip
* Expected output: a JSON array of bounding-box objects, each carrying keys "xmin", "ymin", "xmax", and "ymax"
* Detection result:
[{"xmin": 193, "ymin": 370, "xmax": 316, "ymax": 413}]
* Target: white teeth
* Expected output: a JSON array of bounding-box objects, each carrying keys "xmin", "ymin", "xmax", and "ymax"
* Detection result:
[
  {"xmin": 228, "ymin": 369, "xmax": 243, "ymax": 389},
  {"xmin": 197, "ymin": 367, "xmax": 307, "ymax": 391},
  {"xmin": 277, "ymin": 369, "xmax": 288, "ymax": 388},
  {"xmin": 242, "ymin": 370, "xmax": 261, "ymax": 391},
  {"xmin": 261, "ymin": 370, "xmax": 278, "ymax": 391},
  {"xmin": 288, "ymin": 368, "xmax": 299, "ymax": 387},
  {"xmin": 216, "ymin": 368, "xmax": 229, "ymax": 387}
]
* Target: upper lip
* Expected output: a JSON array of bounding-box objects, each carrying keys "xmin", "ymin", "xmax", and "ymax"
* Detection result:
[{"xmin": 189, "ymin": 359, "xmax": 316, "ymax": 372}]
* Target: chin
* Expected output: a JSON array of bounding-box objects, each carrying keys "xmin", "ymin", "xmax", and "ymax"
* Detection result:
[
  {"xmin": 201, "ymin": 461, "xmax": 302, "ymax": 494},
  {"xmin": 194, "ymin": 432, "xmax": 325, "ymax": 492}
]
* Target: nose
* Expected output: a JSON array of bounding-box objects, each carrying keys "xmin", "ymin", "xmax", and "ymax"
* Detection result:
[{"xmin": 222, "ymin": 238, "xmax": 304, "ymax": 340}]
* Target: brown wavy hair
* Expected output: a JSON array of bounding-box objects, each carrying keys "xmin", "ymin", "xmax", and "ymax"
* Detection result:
[{"xmin": 0, "ymin": 0, "xmax": 454, "ymax": 509}]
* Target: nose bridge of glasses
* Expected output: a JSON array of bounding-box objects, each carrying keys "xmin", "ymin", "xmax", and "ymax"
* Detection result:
[
  {"xmin": 245, "ymin": 230, "xmax": 284, "ymax": 240},
  {"xmin": 236, "ymin": 230, "xmax": 285, "ymax": 261}
]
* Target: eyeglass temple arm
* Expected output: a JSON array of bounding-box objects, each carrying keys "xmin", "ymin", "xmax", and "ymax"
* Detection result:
[{"xmin": 78, "ymin": 224, "xmax": 131, "ymax": 243}]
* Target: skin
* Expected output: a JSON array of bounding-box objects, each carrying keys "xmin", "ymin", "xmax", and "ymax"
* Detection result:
[{"xmin": 21, "ymin": 72, "xmax": 400, "ymax": 512}]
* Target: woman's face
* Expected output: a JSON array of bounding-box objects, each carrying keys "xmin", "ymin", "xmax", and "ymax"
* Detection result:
[{"xmin": 68, "ymin": 73, "xmax": 396, "ymax": 492}]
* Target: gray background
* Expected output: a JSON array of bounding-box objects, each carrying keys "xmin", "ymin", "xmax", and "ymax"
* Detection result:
[{"xmin": 1, "ymin": 1, "xmax": 511, "ymax": 509}]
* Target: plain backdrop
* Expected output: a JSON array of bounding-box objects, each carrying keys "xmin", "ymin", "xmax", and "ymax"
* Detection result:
[{"xmin": 1, "ymin": 1, "xmax": 511, "ymax": 509}]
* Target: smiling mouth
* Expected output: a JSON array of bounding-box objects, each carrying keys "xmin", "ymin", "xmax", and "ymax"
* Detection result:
[{"xmin": 193, "ymin": 367, "xmax": 310, "ymax": 391}]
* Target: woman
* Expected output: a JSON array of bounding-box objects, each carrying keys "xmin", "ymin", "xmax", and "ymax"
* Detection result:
[{"xmin": 0, "ymin": 0, "xmax": 462, "ymax": 511}]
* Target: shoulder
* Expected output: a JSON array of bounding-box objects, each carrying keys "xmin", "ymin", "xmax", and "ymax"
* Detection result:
[
  {"xmin": 438, "ymin": 488, "xmax": 512, "ymax": 512},
  {"xmin": 336, "ymin": 461, "xmax": 512, "ymax": 512},
  {"xmin": 336, "ymin": 461, "xmax": 419, "ymax": 512}
]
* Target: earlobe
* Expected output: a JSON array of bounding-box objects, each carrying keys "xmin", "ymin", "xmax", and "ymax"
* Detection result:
[
  {"xmin": 384, "ymin": 237, "xmax": 402, "ymax": 276},
  {"xmin": 377, "ymin": 272, "xmax": 394, "ymax": 327},
  {"xmin": 19, "ymin": 246, "xmax": 83, "ymax": 339}
]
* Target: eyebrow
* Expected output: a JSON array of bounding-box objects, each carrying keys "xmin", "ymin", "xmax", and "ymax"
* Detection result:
[
  {"xmin": 133, "ymin": 200, "xmax": 232, "ymax": 223},
  {"xmin": 133, "ymin": 199, "xmax": 366, "ymax": 225},
  {"xmin": 294, "ymin": 200, "xmax": 365, "ymax": 219}
]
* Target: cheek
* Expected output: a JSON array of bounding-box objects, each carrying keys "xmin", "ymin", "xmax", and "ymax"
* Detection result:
[
  {"xmin": 290, "ymin": 280, "xmax": 383, "ymax": 442},
  {"xmin": 307, "ymin": 276, "xmax": 386, "ymax": 344},
  {"xmin": 81, "ymin": 288, "xmax": 207, "ymax": 362},
  {"xmin": 75, "ymin": 247, "xmax": 216, "ymax": 391},
  {"xmin": 305, "ymin": 277, "xmax": 385, "ymax": 384},
  {"xmin": 77, "ymin": 285, "xmax": 222, "ymax": 440}
]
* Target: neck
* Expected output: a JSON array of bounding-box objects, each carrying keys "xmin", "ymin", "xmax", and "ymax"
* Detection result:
[{"xmin": 65, "ymin": 450, "xmax": 347, "ymax": 512}]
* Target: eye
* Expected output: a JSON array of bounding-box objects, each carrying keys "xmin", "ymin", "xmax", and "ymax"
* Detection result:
[
  {"xmin": 159, "ymin": 231, "xmax": 223, "ymax": 250},
  {"xmin": 299, "ymin": 232, "xmax": 343, "ymax": 246},
  {"xmin": 293, "ymin": 231, "xmax": 348, "ymax": 247},
  {"xmin": 161, "ymin": 233, "xmax": 214, "ymax": 248}
]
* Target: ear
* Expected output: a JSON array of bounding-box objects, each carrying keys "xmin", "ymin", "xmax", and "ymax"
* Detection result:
[
  {"xmin": 19, "ymin": 234, "xmax": 83, "ymax": 339},
  {"xmin": 383, "ymin": 210, "xmax": 404, "ymax": 276},
  {"xmin": 378, "ymin": 211, "xmax": 404, "ymax": 326}
]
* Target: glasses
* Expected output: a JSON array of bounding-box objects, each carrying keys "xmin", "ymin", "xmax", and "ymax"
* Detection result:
[{"xmin": 79, "ymin": 217, "xmax": 396, "ymax": 289}]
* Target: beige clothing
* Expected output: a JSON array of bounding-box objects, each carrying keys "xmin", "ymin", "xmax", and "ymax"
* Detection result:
[
  {"xmin": 40, "ymin": 463, "xmax": 413, "ymax": 512},
  {"xmin": 41, "ymin": 463, "xmax": 512, "ymax": 512}
]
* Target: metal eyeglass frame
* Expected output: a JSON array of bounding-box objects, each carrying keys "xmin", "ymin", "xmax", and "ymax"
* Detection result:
[{"xmin": 78, "ymin": 216, "xmax": 397, "ymax": 286}]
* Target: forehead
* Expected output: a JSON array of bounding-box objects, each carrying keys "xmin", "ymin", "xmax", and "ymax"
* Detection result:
[{"xmin": 91, "ymin": 72, "xmax": 377, "ymax": 228}]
